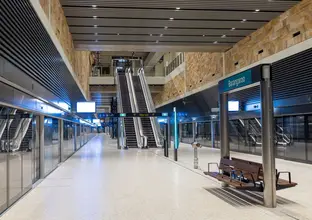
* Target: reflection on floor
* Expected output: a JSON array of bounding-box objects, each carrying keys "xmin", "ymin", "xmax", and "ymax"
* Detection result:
[
  {"xmin": 1, "ymin": 134, "xmax": 311, "ymax": 220},
  {"xmin": 153, "ymin": 142, "xmax": 312, "ymax": 220}
]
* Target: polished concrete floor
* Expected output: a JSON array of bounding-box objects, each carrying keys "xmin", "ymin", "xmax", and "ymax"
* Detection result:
[{"xmin": 1, "ymin": 134, "xmax": 311, "ymax": 220}]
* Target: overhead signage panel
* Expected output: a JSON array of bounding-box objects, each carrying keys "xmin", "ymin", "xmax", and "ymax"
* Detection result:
[
  {"xmin": 218, "ymin": 65, "xmax": 262, "ymax": 93},
  {"xmin": 97, "ymin": 113, "xmax": 169, "ymax": 118},
  {"xmin": 223, "ymin": 70, "xmax": 252, "ymax": 92}
]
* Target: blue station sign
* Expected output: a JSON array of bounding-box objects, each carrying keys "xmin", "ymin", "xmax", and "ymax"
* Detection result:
[
  {"xmin": 218, "ymin": 65, "xmax": 262, "ymax": 93},
  {"xmin": 223, "ymin": 70, "xmax": 252, "ymax": 92}
]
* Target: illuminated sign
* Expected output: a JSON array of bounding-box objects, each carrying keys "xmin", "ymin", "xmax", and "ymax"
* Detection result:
[
  {"xmin": 245, "ymin": 103, "xmax": 261, "ymax": 111},
  {"xmin": 228, "ymin": 101, "xmax": 239, "ymax": 112},
  {"xmin": 77, "ymin": 102, "xmax": 96, "ymax": 113}
]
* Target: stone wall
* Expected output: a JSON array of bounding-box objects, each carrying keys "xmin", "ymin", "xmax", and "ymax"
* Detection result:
[
  {"xmin": 225, "ymin": 0, "xmax": 312, "ymax": 73},
  {"xmin": 39, "ymin": 0, "xmax": 91, "ymax": 97},
  {"xmin": 153, "ymin": 52, "xmax": 223, "ymax": 106},
  {"xmin": 155, "ymin": 0, "xmax": 312, "ymax": 107},
  {"xmin": 185, "ymin": 52, "xmax": 223, "ymax": 92}
]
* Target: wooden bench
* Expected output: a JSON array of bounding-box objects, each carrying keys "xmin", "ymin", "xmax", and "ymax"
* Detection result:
[
  {"xmin": 232, "ymin": 157, "xmax": 297, "ymax": 190},
  {"xmin": 203, "ymin": 158, "xmax": 262, "ymax": 190},
  {"xmin": 204, "ymin": 157, "xmax": 297, "ymax": 191}
]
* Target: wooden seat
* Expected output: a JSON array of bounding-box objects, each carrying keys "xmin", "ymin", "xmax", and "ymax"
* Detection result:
[
  {"xmin": 205, "ymin": 158, "xmax": 260, "ymax": 189},
  {"xmin": 204, "ymin": 157, "xmax": 297, "ymax": 191}
]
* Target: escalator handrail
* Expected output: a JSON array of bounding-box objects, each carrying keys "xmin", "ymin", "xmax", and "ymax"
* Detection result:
[
  {"xmin": 115, "ymin": 68, "xmax": 126, "ymax": 148},
  {"xmin": 138, "ymin": 67, "xmax": 163, "ymax": 147},
  {"xmin": 125, "ymin": 68, "xmax": 145, "ymax": 148},
  {"xmin": 0, "ymin": 109, "xmax": 17, "ymax": 140},
  {"xmin": 3, "ymin": 117, "xmax": 32, "ymax": 152}
]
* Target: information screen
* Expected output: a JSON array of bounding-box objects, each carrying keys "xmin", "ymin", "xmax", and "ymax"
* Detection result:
[
  {"xmin": 77, "ymin": 102, "xmax": 96, "ymax": 113},
  {"xmin": 228, "ymin": 101, "xmax": 239, "ymax": 112}
]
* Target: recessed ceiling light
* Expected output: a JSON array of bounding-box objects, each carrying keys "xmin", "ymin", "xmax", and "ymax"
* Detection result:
[
  {"xmin": 92, "ymin": 5, "xmax": 97, "ymax": 8},
  {"xmin": 255, "ymin": 9, "xmax": 260, "ymax": 12},
  {"xmin": 176, "ymin": 7, "xmax": 181, "ymax": 10},
  {"xmin": 169, "ymin": 18, "xmax": 174, "ymax": 20},
  {"xmin": 202, "ymin": 35, "xmax": 205, "ymax": 37},
  {"xmin": 94, "ymin": 25, "xmax": 98, "ymax": 28},
  {"xmin": 241, "ymin": 19, "xmax": 247, "ymax": 22},
  {"xmin": 164, "ymin": 26, "xmax": 168, "ymax": 29},
  {"xmin": 221, "ymin": 35, "xmax": 226, "ymax": 38},
  {"xmin": 117, "ymin": 33, "xmax": 120, "ymax": 35},
  {"xmin": 231, "ymin": 27, "xmax": 236, "ymax": 30},
  {"xmin": 93, "ymin": 16, "xmax": 97, "ymax": 19},
  {"xmin": 213, "ymin": 41, "xmax": 218, "ymax": 44},
  {"xmin": 94, "ymin": 33, "xmax": 98, "ymax": 35},
  {"xmin": 150, "ymin": 34, "xmax": 153, "ymax": 36}
]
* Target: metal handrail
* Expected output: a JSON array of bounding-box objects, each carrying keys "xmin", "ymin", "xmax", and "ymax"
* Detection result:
[
  {"xmin": 115, "ymin": 68, "xmax": 126, "ymax": 148},
  {"xmin": 138, "ymin": 68, "xmax": 163, "ymax": 147},
  {"xmin": 125, "ymin": 68, "xmax": 145, "ymax": 148},
  {"xmin": 2, "ymin": 117, "xmax": 32, "ymax": 152},
  {"xmin": 0, "ymin": 109, "xmax": 17, "ymax": 144}
]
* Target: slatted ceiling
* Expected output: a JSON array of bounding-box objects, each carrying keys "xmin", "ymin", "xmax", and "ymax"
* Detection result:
[
  {"xmin": 0, "ymin": 0, "xmax": 85, "ymax": 104},
  {"xmin": 73, "ymin": 35, "xmax": 242, "ymax": 43},
  {"xmin": 67, "ymin": 18, "xmax": 267, "ymax": 29},
  {"xmin": 63, "ymin": 7, "xmax": 280, "ymax": 21},
  {"xmin": 70, "ymin": 27, "xmax": 253, "ymax": 36},
  {"xmin": 61, "ymin": 0, "xmax": 300, "ymax": 51},
  {"xmin": 61, "ymin": 0, "xmax": 299, "ymax": 11}
]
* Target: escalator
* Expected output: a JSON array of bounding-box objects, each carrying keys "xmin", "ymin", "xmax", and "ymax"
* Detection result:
[
  {"xmin": 118, "ymin": 73, "xmax": 138, "ymax": 148},
  {"xmin": 229, "ymin": 118, "xmax": 292, "ymax": 146},
  {"xmin": 132, "ymin": 76, "xmax": 156, "ymax": 147},
  {"xmin": 1, "ymin": 110, "xmax": 32, "ymax": 152}
]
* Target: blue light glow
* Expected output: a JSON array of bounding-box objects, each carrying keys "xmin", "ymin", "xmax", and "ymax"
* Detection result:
[{"xmin": 174, "ymin": 107, "xmax": 179, "ymax": 149}]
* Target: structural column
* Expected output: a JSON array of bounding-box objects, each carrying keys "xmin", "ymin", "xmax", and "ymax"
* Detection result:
[
  {"xmin": 167, "ymin": 117, "xmax": 171, "ymax": 149},
  {"xmin": 260, "ymin": 65, "xmax": 276, "ymax": 208},
  {"xmin": 211, "ymin": 117, "xmax": 215, "ymax": 148},
  {"xmin": 39, "ymin": 115, "xmax": 45, "ymax": 179},
  {"xmin": 192, "ymin": 121, "xmax": 196, "ymax": 142},
  {"xmin": 220, "ymin": 93, "xmax": 229, "ymax": 158},
  {"xmin": 60, "ymin": 119, "xmax": 64, "ymax": 162}
]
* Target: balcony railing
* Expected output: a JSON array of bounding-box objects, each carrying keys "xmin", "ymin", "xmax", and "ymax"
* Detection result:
[
  {"xmin": 164, "ymin": 53, "xmax": 185, "ymax": 76},
  {"xmin": 91, "ymin": 65, "xmax": 112, "ymax": 77}
]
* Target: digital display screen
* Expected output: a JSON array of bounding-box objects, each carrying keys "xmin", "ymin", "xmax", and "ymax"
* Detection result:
[
  {"xmin": 77, "ymin": 102, "xmax": 96, "ymax": 113},
  {"xmin": 92, "ymin": 119, "xmax": 100, "ymax": 124},
  {"xmin": 228, "ymin": 101, "xmax": 239, "ymax": 112}
]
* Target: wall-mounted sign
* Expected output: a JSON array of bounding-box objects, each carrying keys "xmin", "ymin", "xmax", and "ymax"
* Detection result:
[
  {"xmin": 245, "ymin": 103, "xmax": 261, "ymax": 111},
  {"xmin": 223, "ymin": 70, "xmax": 252, "ymax": 92}
]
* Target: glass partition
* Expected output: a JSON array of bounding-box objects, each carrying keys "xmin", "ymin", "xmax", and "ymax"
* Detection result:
[
  {"xmin": 43, "ymin": 117, "xmax": 60, "ymax": 176},
  {"xmin": 63, "ymin": 121, "xmax": 75, "ymax": 160},
  {"xmin": 179, "ymin": 115, "xmax": 312, "ymax": 163},
  {"xmin": 76, "ymin": 124, "xmax": 81, "ymax": 150},
  {"xmin": 0, "ymin": 105, "xmax": 36, "ymax": 209},
  {"xmin": 181, "ymin": 123, "xmax": 193, "ymax": 144}
]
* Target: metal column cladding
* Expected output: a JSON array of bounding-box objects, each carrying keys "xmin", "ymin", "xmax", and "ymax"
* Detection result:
[{"xmin": 260, "ymin": 65, "xmax": 276, "ymax": 208}]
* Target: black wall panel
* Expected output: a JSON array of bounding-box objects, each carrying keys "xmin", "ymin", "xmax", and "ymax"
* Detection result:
[{"xmin": 0, "ymin": 0, "xmax": 86, "ymax": 105}]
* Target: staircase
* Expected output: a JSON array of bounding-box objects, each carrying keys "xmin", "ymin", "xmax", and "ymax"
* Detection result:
[
  {"xmin": 132, "ymin": 76, "xmax": 156, "ymax": 147},
  {"xmin": 119, "ymin": 74, "xmax": 138, "ymax": 148}
]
